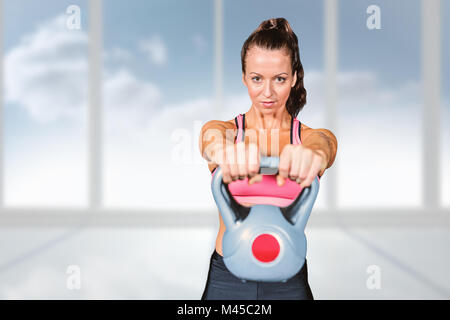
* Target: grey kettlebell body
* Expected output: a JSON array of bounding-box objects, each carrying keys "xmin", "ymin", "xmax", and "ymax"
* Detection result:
[{"xmin": 211, "ymin": 156, "xmax": 320, "ymax": 282}]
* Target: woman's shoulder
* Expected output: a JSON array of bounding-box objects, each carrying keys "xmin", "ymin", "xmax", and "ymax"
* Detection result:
[
  {"xmin": 201, "ymin": 118, "xmax": 238, "ymax": 132},
  {"xmin": 300, "ymin": 122, "xmax": 311, "ymax": 131},
  {"xmin": 299, "ymin": 122, "xmax": 337, "ymax": 143}
]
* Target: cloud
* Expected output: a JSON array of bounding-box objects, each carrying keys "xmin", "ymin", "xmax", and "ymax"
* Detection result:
[
  {"xmin": 5, "ymin": 15, "xmax": 88, "ymax": 123},
  {"xmin": 192, "ymin": 33, "xmax": 207, "ymax": 54},
  {"xmin": 104, "ymin": 47, "xmax": 133, "ymax": 62},
  {"xmin": 5, "ymin": 14, "xmax": 162, "ymax": 131},
  {"xmin": 103, "ymin": 68, "xmax": 162, "ymax": 131},
  {"xmin": 5, "ymin": 137, "xmax": 87, "ymax": 206},
  {"xmin": 138, "ymin": 34, "xmax": 168, "ymax": 66}
]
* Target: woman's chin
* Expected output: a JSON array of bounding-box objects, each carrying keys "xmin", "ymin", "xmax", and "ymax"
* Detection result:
[{"xmin": 257, "ymin": 105, "xmax": 281, "ymax": 112}]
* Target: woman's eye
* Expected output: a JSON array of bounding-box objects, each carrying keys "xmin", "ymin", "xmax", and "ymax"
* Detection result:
[{"xmin": 251, "ymin": 76, "xmax": 285, "ymax": 82}]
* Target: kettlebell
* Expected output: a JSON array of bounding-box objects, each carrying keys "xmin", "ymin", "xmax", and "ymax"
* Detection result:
[{"xmin": 211, "ymin": 156, "xmax": 320, "ymax": 282}]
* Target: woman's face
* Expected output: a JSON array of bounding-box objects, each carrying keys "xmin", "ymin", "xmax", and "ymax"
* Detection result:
[{"xmin": 242, "ymin": 46, "xmax": 297, "ymax": 114}]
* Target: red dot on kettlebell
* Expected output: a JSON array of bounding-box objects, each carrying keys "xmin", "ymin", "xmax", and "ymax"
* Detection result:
[{"xmin": 251, "ymin": 233, "xmax": 280, "ymax": 263}]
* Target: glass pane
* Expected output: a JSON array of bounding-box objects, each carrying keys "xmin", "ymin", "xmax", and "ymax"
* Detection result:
[
  {"xmin": 4, "ymin": 0, "xmax": 88, "ymax": 207},
  {"xmin": 338, "ymin": 0, "xmax": 421, "ymax": 208},
  {"xmin": 223, "ymin": 0, "xmax": 329, "ymax": 209},
  {"xmin": 442, "ymin": 0, "xmax": 450, "ymax": 207},
  {"xmin": 103, "ymin": 0, "xmax": 214, "ymax": 210}
]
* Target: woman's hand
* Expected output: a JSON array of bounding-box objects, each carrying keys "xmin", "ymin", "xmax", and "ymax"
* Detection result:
[
  {"xmin": 212, "ymin": 141, "xmax": 262, "ymax": 184},
  {"xmin": 277, "ymin": 144, "xmax": 327, "ymax": 188}
]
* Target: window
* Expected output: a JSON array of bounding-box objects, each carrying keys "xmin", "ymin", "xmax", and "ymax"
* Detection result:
[
  {"xmin": 3, "ymin": 0, "xmax": 88, "ymax": 207},
  {"xmin": 1, "ymin": 0, "xmax": 447, "ymax": 223},
  {"xmin": 442, "ymin": 0, "xmax": 449, "ymax": 207},
  {"xmin": 102, "ymin": 0, "xmax": 215, "ymax": 210},
  {"xmin": 337, "ymin": 0, "xmax": 421, "ymax": 209}
]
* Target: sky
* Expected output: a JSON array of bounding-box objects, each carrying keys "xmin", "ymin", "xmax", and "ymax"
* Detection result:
[{"xmin": 2, "ymin": 0, "xmax": 449, "ymax": 209}]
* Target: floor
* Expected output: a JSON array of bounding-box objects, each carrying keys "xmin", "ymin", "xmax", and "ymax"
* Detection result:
[{"xmin": 0, "ymin": 221, "xmax": 449, "ymax": 299}]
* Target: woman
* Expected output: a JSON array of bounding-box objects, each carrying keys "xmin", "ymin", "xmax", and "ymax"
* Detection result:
[{"xmin": 199, "ymin": 18, "xmax": 337, "ymax": 300}]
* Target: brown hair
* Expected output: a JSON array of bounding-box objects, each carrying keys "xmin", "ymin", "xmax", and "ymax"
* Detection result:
[{"xmin": 241, "ymin": 18, "xmax": 306, "ymax": 118}]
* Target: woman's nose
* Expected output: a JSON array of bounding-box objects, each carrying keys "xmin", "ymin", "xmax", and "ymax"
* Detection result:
[{"xmin": 263, "ymin": 80, "xmax": 273, "ymax": 97}]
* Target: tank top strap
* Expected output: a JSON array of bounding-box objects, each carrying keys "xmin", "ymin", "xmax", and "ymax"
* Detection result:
[
  {"xmin": 234, "ymin": 113, "xmax": 245, "ymax": 143},
  {"xmin": 291, "ymin": 117, "xmax": 302, "ymax": 145}
]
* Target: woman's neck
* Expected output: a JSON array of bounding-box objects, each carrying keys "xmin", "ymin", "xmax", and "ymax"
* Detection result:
[{"xmin": 245, "ymin": 106, "xmax": 291, "ymax": 130}]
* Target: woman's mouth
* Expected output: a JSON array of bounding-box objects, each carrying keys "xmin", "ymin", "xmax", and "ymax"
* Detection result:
[{"xmin": 261, "ymin": 101, "xmax": 275, "ymax": 107}]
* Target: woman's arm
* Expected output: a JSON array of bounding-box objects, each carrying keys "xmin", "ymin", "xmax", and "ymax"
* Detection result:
[
  {"xmin": 198, "ymin": 120, "xmax": 236, "ymax": 172},
  {"xmin": 301, "ymin": 127, "xmax": 338, "ymax": 177},
  {"xmin": 277, "ymin": 125, "xmax": 338, "ymax": 188},
  {"xmin": 199, "ymin": 119, "xmax": 260, "ymax": 183}
]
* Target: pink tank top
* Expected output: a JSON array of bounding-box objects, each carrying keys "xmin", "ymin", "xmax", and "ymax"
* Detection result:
[{"xmin": 211, "ymin": 113, "xmax": 314, "ymax": 207}]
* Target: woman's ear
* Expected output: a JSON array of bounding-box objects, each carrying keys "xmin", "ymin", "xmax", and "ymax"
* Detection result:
[
  {"xmin": 291, "ymin": 71, "xmax": 297, "ymax": 88},
  {"xmin": 242, "ymin": 73, "xmax": 247, "ymax": 87}
]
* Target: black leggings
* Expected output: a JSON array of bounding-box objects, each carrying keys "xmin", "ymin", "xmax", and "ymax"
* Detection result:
[{"xmin": 201, "ymin": 250, "xmax": 314, "ymax": 300}]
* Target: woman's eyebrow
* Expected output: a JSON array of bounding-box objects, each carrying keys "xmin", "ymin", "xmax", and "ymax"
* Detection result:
[{"xmin": 250, "ymin": 72, "xmax": 289, "ymax": 76}]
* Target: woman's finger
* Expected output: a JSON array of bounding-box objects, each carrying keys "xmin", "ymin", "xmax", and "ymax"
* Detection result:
[
  {"xmin": 248, "ymin": 174, "xmax": 263, "ymax": 185},
  {"xmin": 236, "ymin": 141, "xmax": 247, "ymax": 179},
  {"xmin": 226, "ymin": 145, "xmax": 239, "ymax": 181},
  {"xmin": 278, "ymin": 144, "xmax": 293, "ymax": 186},
  {"xmin": 289, "ymin": 146, "xmax": 302, "ymax": 180},
  {"xmin": 298, "ymin": 148, "xmax": 312, "ymax": 182},
  {"xmin": 278, "ymin": 144, "xmax": 292, "ymax": 179},
  {"xmin": 222, "ymin": 164, "xmax": 232, "ymax": 184},
  {"xmin": 300, "ymin": 154, "xmax": 323, "ymax": 188},
  {"xmin": 247, "ymin": 143, "xmax": 260, "ymax": 178},
  {"xmin": 276, "ymin": 174, "xmax": 285, "ymax": 186}
]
